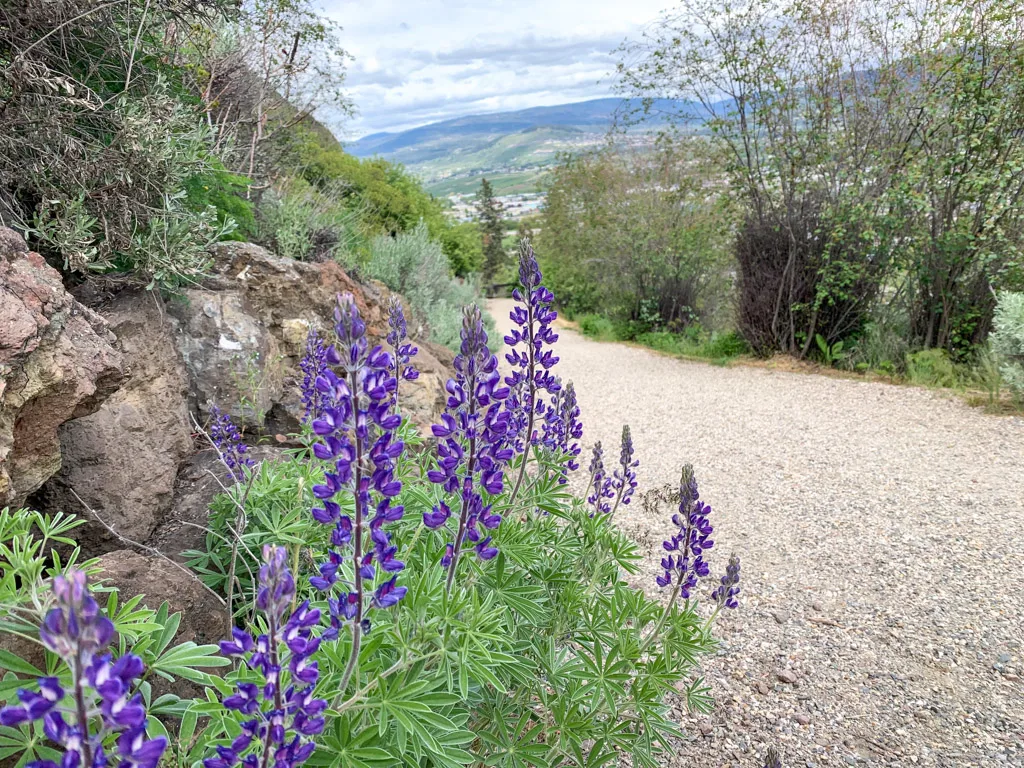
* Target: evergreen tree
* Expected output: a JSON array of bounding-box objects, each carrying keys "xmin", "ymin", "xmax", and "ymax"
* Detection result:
[{"xmin": 476, "ymin": 178, "xmax": 506, "ymax": 284}]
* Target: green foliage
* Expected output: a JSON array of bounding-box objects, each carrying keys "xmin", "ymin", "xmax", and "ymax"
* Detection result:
[
  {"xmin": 183, "ymin": 167, "xmax": 256, "ymax": 241},
  {"xmin": 476, "ymin": 179, "xmax": 508, "ymax": 284},
  {"xmin": 577, "ymin": 315, "xmax": 617, "ymax": 341},
  {"xmin": 814, "ymin": 335, "xmax": 845, "ymax": 368},
  {"xmin": 619, "ymin": 0, "xmax": 1024, "ymax": 358},
  {"xmin": 256, "ymin": 178, "xmax": 366, "ymax": 265},
  {"xmin": 990, "ymin": 291, "xmax": 1024, "ymax": 399},
  {"xmin": 0, "ymin": 510, "xmax": 227, "ymax": 721},
  {"xmin": 905, "ymin": 349, "xmax": 960, "ymax": 389},
  {"xmin": 538, "ymin": 137, "xmax": 734, "ymax": 329},
  {"xmin": 363, "ymin": 224, "xmax": 493, "ymax": 349},
  {"xmin": 182, "ymin": 429, "xmax": 722, "ymax": 768},
  {"xmin": 438, "ymin": 222, "xmax": 485, "ymax": 278}
]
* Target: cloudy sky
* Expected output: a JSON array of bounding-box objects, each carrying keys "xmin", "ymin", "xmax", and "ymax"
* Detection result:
[{"xmin": 322, "ymin": 0, "xmax": 672, "ymax": 138}]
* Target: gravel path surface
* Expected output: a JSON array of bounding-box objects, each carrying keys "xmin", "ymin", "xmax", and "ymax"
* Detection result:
[{"xmin": 489, "ymin": 299, "xmax": 1024, "ymax": 768}]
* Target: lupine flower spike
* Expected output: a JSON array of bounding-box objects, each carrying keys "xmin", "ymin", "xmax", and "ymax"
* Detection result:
[
  {"xmin": 209, "ymin": 405, "xmax": 255, "ymax": 483},
  {"xmin": 657, "ymin": 465, "xmax": 714, "ymax": 609},
  {"xmin": 308, "ymin": 293, "xmax": 406, "ymax": 691},
  {"xmin": 504, "ymin": 239, "xmax": 560, "ymax": 502},
  {"xmin": 0, "ymin": 570, "xmax": 167, "ymax": 768},
  {"xmin": 712, "ymin": 554, "xmax": 741, "ymax": 610},
  {"xmin": 299, "ymin": 328, "xmax": 330, "ymax": 425},
  {"xmin": 607, "ymin": 425, "xmax": 638, "ymax": 519},
  {"xmin": 427, "ymin": 304, "xmax": 511, "ymax": 592},
  {"xmin": 585, "ymin": 441, "xmax": 613, "ymax": 514},
  {"xmin": 542, "ymin": 380, "xmax": 582, "ymax": 483},
  {"xmin": 207, "ymin": 546, "xmax": 326, "ymax": 768},
  {"xmin": 386, "ymin": 296, "xmax": 419, "ymax": 412}
]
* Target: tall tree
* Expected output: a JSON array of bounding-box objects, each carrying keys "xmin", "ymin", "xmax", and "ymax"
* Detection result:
[{"xmin": 476, "ymin": 178, "xmax": 506, "ymax": 284}]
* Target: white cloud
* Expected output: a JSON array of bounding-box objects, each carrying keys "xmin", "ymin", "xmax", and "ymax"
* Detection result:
[{"xmin": 319, "ymin": 0, "xmax": 671, "ymax": 137}]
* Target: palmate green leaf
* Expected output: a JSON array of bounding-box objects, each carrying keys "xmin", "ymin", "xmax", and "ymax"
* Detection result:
[
  {"xmin": 0, "ymin": 649, "xmax": 41, "ymax": 677},
  {"xmin": 148, "ymin": 641, "xmax": 229, "ymax": 683}
]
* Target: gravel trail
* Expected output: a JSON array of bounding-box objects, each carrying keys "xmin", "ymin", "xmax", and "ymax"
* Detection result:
[{"xmin": 489, "ymin": 299, "xmax": 1024, "ymax": 768}]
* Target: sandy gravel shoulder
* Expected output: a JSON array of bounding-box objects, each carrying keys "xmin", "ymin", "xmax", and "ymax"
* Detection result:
[{"xmin": 488, "ymin": 299, "xmax": 1024, "ymax": 768}]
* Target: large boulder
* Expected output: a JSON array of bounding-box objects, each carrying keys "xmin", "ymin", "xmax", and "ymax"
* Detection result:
[
  {"xmin": 36, "ymin": 290, "xmax": 193, "ymax": 554},
  {"xmin": 182, "ymin": 242, "xmax": 450, "ymax": 432},
  {"xmin": 0, "ymin": 228, "xmax": 123, "ymax": 506}
]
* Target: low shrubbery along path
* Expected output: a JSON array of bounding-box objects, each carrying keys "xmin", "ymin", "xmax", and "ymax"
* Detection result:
[{"xmin": 489, "ymin": 298, "xmax": 1024, "ymax": 767}]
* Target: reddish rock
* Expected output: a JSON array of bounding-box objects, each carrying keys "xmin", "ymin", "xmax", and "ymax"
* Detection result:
[
  {"xmin": 36, "ymin": 290, "xmax": 193, "ymax": 554},
  {"xmin": 0, "ymin": 228, "xmax": 123, "ymax": 505}
]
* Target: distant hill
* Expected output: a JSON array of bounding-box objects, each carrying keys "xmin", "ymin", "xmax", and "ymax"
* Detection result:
[{"xmin": 345, "ymin": 97, "xmax": 711, "ymax": 194}]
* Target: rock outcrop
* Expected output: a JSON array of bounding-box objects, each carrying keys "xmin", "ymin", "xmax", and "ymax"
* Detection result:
[
  {"xmin": 36, "ymin": 290, "xmax": 193, "ymax": 553},
  {"xmin": 0, "ymin": 228, "xmax": 123, "ymax": 506},
  {"xmin": 171, "ymin": 242, "xmax": 449, "ymax": 432}
]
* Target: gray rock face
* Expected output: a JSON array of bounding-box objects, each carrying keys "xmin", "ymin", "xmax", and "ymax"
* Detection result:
[
  {"xmin": 37, "ymin": 290, "xmax": 193, "ymax": 554},
  {"xmin": 0, "ymin": 228, "xmax": 124, "ymax": 506},
  {"xmin": 167, "ymin": 289, "xmax": 284, "ymax": 430}
]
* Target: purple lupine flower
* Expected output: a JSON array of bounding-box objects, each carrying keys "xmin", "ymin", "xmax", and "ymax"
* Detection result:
[
  {"xmin": 208, "ymin": 405, "xmax": 254, "ymax": 483},
  {"xmin": 504, "ymin": 239, "xmax": 560, "ymax": 502},
  {"xmin": 386, "ymin": 296, "xmax": 419, "ymax": 413},
  {"xmin": 608, "ymin": 425, "xmax": 639, "ymax": 519},
  {"xmin": 299, "ymin": 328, "xmax": 330, "ymax": 425},
  {"xmin": 657, "ymin": 465, "xmax": 714, "ymax": 601},
  {"xmin": 308, "ymin": 294, "xmax": 405, "ymax": 688},
  {"xmin": 540, "ymin": 380, "xmax": 582, "ymax": 483},
  {"xmin": 427, "ymin": 304, "xmax": 511, "ymax": 592},
  {"xmin": 207, "ymin": 546, "xmax": 326, "ymax": 768},
  {"xmin": 0, "ymin": 570, "xmax": 166, "ymax": 768},
  {"xmin": 712, "ymin": 554, "xmax": 741, "ymax": 610},
  {"xmin": 585, "ymin": 441, "xmax": 615, "ymax": 514}
]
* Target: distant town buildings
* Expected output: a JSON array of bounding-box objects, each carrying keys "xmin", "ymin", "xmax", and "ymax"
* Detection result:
[{"xmin": 447, "ymin": 192, "xmax": 545, "ymax": 222}]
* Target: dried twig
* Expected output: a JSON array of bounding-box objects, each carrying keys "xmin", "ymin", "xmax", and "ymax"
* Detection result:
[{"xmin": 67, "ymin": 488, "xmax": 226, "ymax": 607}]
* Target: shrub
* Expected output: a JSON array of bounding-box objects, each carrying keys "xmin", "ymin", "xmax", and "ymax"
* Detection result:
[
  {"xmin": 256, "ymin": 179, "xmax": 365, "ymax": 265},
  {"xmin": 906, "ymin": 348, "xmax": 960, "ymax": 388},
  {"xmin": 577, "ymin": 314, "xmax": 616, "ymax": 340},
  {"xmin": 364, "ymin": 223, "xmax": 492, "ymax": 349},
  {"xmin": 1, "ymin": 247, "xmax": 739, "ymax": 768},
  {"xmin": 990, "ymin": 291, "xmax": 1024, "ymax": 399}
]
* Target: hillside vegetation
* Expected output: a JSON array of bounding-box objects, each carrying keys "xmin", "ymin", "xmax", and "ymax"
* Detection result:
[
  {"xmin": 539, "ymin": 0, "xmax": 1024, "ymax": 401},
  {"xmin": 0, "ymin": 0, "xmax": 484, "ymax": 345}
]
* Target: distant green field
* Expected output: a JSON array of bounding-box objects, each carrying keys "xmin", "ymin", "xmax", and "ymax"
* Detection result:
[{"xmin": 426, "ymin": 169, "xmax": 550, "ymax": 196}]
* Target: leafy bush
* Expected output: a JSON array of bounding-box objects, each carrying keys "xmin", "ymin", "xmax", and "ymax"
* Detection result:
[
  {"xmin": 577, "ymin": 314, "xmax": 616, "ymax": 341},
  {"xmin": 990, "ymin": 291, "xmax": 1024, "ymax": 399},
  {"xmin": 1, "ymin": 252, "xmax": 738, "ymax": 768},
  {"xmin": 364, "ymin": 224, "xmax": 492, "ymax": 349},
  {"xmin": 255, "ymin": 178, "xmax": 365, "ymax": 265},
  {"xmin": 906, "ymin": 349, "xmax": 960, "ymax": 388}
]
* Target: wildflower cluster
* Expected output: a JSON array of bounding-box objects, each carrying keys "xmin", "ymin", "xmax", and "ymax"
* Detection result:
[
  {"xmin": 386, "ymin": 296, "xmax": 419, "ymax": 410},
  {"xmin": 656, "ymin": 465, "xmax": 739, "ymax": 612},
  {"xmin": 504, "ymin": 241, "xmax": 561, "ymax": 496},
  {"xmin": 299, "ymin": 328, "xmax": 329, "ymax": 425},
  {"xmin": 544, "ymin": 380, "xmax": 582, "ymax": 479},
  {"xmin": 208, "ymin": 546, "xmax": 326, "ymax": 768},
  {"xmin": 426, "ymin": 305, "xmax": 511, "ymax": 589},
  {"xmin": 307, "ymin": 294, "xmax": 406, "ymax": 681},
  {"xmin": 0, "ymin": 571, "xmax": 166, "ymax": 768},
  {"xmin": 209, "ymin": 406, "xmax": 254, "ymax": 482}
]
